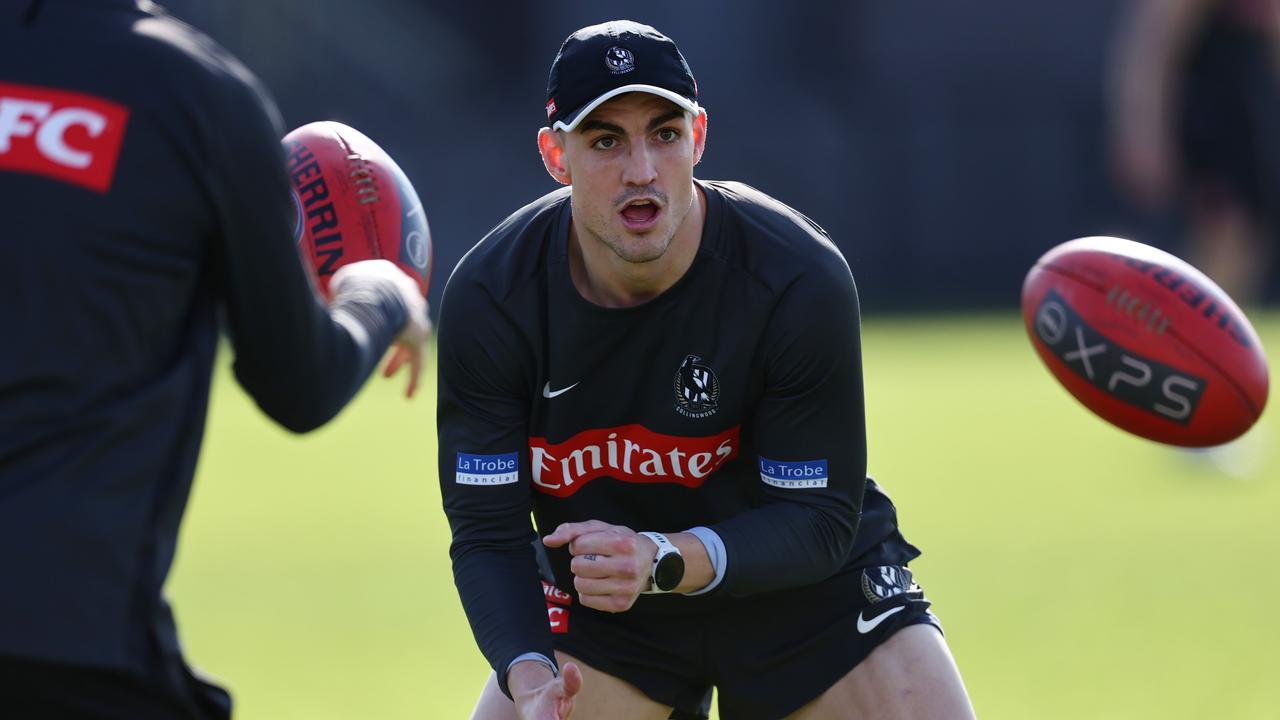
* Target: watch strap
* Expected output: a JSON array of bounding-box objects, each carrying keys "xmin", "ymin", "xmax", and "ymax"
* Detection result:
[{"xmin": 638, "ymin": 531, "xmax": 681, "ymax": 594}]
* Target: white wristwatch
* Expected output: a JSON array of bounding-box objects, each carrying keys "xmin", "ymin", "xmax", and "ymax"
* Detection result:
[{"xmin": 638, "ymin": 531, "xmax": 685, "ymax": 594}]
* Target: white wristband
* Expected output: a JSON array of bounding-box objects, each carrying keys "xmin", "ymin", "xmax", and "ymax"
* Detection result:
[{"xmin": 682, "ymin": 526, "xmax": 726, "ymax": 595}]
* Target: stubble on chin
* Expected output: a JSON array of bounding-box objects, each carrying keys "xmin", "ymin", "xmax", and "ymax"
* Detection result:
[{"xmin": 575, "ymin": 186, "xmax": 694, "ymax": 265}]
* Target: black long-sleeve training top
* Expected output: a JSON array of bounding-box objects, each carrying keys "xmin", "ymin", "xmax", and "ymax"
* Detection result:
[
  {"xmin": 437, "ymin": 180, "xmax": 909, "ymax": 687},
  {"xmin": 0, "ymin": 0, "xmax": 407, "ymax": 695}
]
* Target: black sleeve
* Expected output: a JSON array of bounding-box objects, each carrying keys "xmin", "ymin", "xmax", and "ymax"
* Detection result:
[
  {"xmin": 204, "ymin": 61, "xmax": 407, "ymax": 432},
  {"xmin": 435, "ymin": 274, "xmax": 553, "ymax": 697},
  {"xmin": 708, "ymin": 257, "xmax": 867, "ymax": 596}
]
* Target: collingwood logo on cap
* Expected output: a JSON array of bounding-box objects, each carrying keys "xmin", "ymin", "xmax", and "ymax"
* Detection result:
[
  {"xmin": 546, "ymin": 21, "xmax": 698, "ymax": 132},
  {"xmin": 604, "ymin": 46, "xmax": 635, "ymax": 74}
]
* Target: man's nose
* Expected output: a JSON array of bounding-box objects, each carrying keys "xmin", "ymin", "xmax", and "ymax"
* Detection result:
[{"xmin": 622, "ymin": 142, "xmax": 658, "ymax": 187}]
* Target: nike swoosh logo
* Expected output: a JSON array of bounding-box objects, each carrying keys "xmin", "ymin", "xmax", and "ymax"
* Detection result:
[
  {"xmin": 856, "ymin": 605, "xmax": 905, "ymax": 634},
  {"xmin": 542, "ymin": 381, "xmax": 580, "ymax": 399}
]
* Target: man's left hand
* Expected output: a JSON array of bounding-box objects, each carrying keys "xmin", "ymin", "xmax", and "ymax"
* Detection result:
[
  {"xmin": 543, "ymin": 520, "xmax": 657, "ymax": 613},
  {"xmin": 330, "ymin": 259, "xmax": 431, "ymax": 398}
]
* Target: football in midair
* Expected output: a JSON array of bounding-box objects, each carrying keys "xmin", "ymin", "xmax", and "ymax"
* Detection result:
[
  {"xmin": 282, "ymin": 121, "xmax": 431, "ymax": 298},
  {"xmin": 1022, "ymin": 236, "xmax": 1268, "ymax": 447}
]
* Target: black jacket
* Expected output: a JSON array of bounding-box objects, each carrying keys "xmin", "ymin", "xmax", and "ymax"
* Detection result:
[{"xmin": 0, "ymin": 0, "xmax": 406, "ymax": 707}]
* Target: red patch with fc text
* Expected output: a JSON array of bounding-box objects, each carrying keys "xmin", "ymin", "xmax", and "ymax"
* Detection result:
[
  {"xmin": 543, "ymin": 580, "xmax": 570, "ymax": 634},
  {"xmin": 0, "ymin": 81, "xmax": 130, "ymax": 193}
]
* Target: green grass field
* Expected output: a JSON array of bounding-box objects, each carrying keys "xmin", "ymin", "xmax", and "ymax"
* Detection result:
[{"xmin": 169, "ymin": 312, "xmax": 1280, "ymax": 719}]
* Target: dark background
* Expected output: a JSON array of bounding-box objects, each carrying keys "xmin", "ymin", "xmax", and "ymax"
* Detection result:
[{"xmin": 166, "ymin": 0, "xmax": 1242, "ymax": 315}]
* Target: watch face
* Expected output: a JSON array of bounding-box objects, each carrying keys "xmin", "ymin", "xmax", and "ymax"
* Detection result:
[{"xmin": 654, "ymin": 552, "xmax": 685, "ymax": 592}]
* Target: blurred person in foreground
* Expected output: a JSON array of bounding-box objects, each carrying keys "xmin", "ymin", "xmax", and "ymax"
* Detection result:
[
  {"xmin": 1110, "ymin": 0, "xmax": 1280, "ymax": 305},
  {"xmin": 437, "ymin": 20, "xmax": 976, "ymax": 720},
  {"xmin": 0, "ymin": 1, "xmax": 428, "ymax": 717}
]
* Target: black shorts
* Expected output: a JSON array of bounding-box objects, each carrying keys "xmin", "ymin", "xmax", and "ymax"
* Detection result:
[
  {"xmin": 542, "ymin": 544, "xmax": 941, "ymax": 720},
  {"xmin": 1178, "ymin": 16, "xmax": 1280, "ymax": 219},
  {"xmin": 0, "ymin": 655, "xmax": 231, "ymax": 720}
]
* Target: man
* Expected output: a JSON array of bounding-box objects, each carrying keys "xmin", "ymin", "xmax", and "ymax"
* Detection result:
[
  {"xmin": 0, "ymin": 1, "xmax": 427, "ymax": 717},
  {"xmin": 1110, "ymin": 0, "xmax": 1280, "ymax": 305},
  {"xmin": 437, "ymin": 21, "xmax": 975, "ymax": 720}
]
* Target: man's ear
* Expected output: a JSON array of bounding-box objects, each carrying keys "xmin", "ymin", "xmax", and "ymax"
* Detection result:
[
  {"xmin": 692, "ymin": 109, "xmax": 708, "ymax": 166},
  {"xmin": 538, "ymin": 128, "xmax": 571, "ymax": 186}
]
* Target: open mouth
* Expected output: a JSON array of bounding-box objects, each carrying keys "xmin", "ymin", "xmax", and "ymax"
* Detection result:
[{"xmin": 619, "ymin": 199, "xmax": 661, "ymax": 230}]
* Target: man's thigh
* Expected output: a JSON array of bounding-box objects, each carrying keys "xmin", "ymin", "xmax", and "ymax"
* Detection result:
[
  {"xmin": 713, "ymin": 564, "xmax": 952, "ymax": 719},
  {"xmin": 788, "ymin": 625, "xmax": 976, "ymax": 720},
  {"xmin": 555, "ymin": 651, "xmax": 674, "ymax": 720},
  {"xmin": 469, "ymin": 651, "xmax": 673, "ymax": 720}
]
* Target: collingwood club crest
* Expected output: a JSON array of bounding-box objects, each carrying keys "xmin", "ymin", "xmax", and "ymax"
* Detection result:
[
  {"xmin": 604, "ymin": 46, "xmax": 636, "ymax": 74},
  {"xmin": 674, "ymin": 354, "xmax": 719, "ymax": 418},
  {"xmin": 861, "ymin": 566, "xmax": 915, "ymax": 603}
]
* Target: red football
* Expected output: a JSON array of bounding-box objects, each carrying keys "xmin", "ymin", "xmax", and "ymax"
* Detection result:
[
  {"xmin": 281, "ymin": 121, "xmax": 431, "ymax": 298},
  {"xmin": 1022, "ymin": 236, "xmax": 1269, "ymax": 447}
]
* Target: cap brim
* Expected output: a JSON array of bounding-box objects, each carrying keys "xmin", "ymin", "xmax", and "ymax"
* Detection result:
[{"xmin": 552, "ymin": 84, "xmax": 700, "ymax": 132}]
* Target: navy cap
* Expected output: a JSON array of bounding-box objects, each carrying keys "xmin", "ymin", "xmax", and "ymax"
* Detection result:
[{"xmin": 545, "ymin": 20, "xmax": 698, "ymax": 132}]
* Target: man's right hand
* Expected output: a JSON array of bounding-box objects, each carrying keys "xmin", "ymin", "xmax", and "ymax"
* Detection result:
[{"xmin": 509, "ymin": 659, "xmax": 583, "ymax": 720}]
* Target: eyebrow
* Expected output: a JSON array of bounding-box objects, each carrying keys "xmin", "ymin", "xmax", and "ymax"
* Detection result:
[
  {"xmin": 577, "ymin": 109, "xmax": 686, "ymax": 136},
  {"xmin": 646, "ymin": 110, "xmax": 685, "ymax": 131},
  {"xmin": 577, "ymin": 119, "xmax": 625, "ymax": 135}
]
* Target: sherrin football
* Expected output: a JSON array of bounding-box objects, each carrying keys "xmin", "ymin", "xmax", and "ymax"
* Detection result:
[
  {"xmin": 281, "ymin": 121, "xmax": 432, "ymax": 298},
  {"xmin": 1022, "ymin": 236, "xmax": 1268, "ymax": 447}
]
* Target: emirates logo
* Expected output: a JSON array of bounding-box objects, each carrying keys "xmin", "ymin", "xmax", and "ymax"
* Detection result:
[{"xmin": 528, "ymin": 424, "xmax": 739, "ymax": 497}]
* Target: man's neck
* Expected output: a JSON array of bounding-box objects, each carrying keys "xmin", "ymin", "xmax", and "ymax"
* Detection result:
[{"xmin": 569, "ymin": 185, "xmax": 706, "ymax": 308}]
